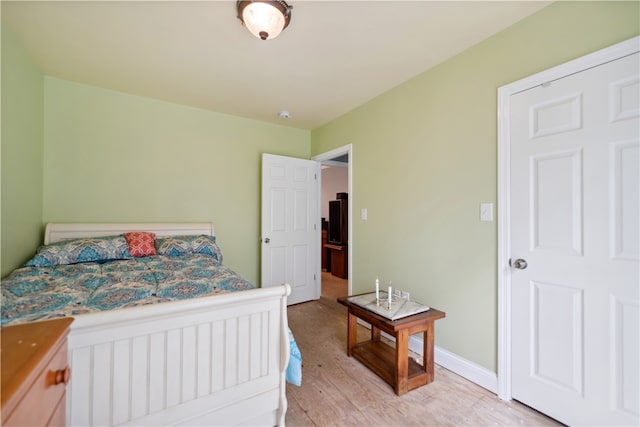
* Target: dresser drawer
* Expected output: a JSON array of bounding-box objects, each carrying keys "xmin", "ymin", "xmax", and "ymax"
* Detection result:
[
  {"xmin": 4, "ymin": 338, "xmax": 69, "ymax": 426},
  {"xmin": 1, "ymin": 318, "xmax": 73, "ymax": 427},
  {"xmin": 48, "ymin": 392, "xmax": 67, "ymax": 427}
]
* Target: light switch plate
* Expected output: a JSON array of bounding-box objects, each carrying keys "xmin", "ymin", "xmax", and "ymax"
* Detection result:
[
  {"xmin": 480, "ymin": 203, "xmax": 494, "ymax": 222},
  {"xmin": 361, "ymin": 208, "xmax": 368, "ymax": 221}
]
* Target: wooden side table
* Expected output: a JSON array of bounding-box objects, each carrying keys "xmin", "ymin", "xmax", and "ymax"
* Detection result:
[{"xmin": 337, "ymin": 295, "xmax": 445, "ymax": 395}]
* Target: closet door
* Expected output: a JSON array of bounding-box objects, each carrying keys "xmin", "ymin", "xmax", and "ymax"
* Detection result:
[{"xmin": 509, "ymin": 52, "xmax": 639, "ymax": 426}]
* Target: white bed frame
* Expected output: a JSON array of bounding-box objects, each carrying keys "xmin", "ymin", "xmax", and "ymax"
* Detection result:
[{"xmin": 44, "ymin": 223, "xmax": 291, "ymax": 426}]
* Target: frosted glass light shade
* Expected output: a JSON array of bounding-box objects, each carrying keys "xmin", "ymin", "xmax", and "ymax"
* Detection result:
[{"xmin": 237, "ymin": 1, "xmax": 292, "ymax": 41}]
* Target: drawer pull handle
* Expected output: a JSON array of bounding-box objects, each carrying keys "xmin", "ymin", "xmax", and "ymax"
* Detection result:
[{"xmin": 53, "ymin": 367, "xmax": 71, "ymax": 385}]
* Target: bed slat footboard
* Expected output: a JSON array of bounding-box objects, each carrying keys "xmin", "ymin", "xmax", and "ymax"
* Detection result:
[{"xmin": 66, "ymin": 285, "xmax": 290, "ymax": 426}]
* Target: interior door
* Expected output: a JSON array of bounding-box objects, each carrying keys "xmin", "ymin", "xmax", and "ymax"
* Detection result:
[
  {"xmin": 509, "ymin": 53, "xmax": 639, "ymax": 426},
  {"xmin": 261, "ymin": 153, "xmax": 320, "ymax": 305}
]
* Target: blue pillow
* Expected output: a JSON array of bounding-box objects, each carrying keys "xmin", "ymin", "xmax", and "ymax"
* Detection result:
[
  {"xmin": 24, "ymin": 235, "xmax": 132, "ymax": 268},
  {"xmin": 155, "ymin": 235, "xmax": 223, "ymax": 264}
]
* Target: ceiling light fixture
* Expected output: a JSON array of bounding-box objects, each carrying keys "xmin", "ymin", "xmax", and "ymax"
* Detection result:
[{"xmin": 237, "ymin": 0, "xmax": 293, "ymax": 41}]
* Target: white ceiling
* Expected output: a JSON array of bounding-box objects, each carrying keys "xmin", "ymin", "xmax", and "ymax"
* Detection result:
[{"xmin": 2, "ymin": 1, "xmax": 551, "ymax": 130}]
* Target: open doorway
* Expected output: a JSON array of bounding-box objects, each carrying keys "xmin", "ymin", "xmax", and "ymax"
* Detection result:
[{"xmin": 313, "ymin": 145, "xmax": 352, "ymax": 299}]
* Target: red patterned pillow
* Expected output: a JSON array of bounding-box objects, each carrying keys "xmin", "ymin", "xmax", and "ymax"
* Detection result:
[{"xmin": 124, "ymin": 232, "xmax": 156, "ymax": 257}]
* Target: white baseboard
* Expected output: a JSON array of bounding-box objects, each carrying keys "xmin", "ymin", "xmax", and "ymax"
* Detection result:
[
  {"xmin": 356, "ymin": 319, "xmax": 498, "ymax": 394},
  {"xmin": 422, "ymin": 339, "xmax": 498, "ymax": 394}
]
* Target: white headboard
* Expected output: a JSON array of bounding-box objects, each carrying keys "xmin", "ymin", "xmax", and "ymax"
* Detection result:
[{"xmin": 44, "ymin": 222, "xmax": 214, "ymax": 245}]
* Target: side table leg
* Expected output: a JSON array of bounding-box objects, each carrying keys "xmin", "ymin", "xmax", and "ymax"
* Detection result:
[
  {"xmin": 347, "ymin": 310, "xmax": 357, "ymax": 357},
  {"xmin": 423, "ymin": 323, "xmax": 435, "ymax": 383},
  {"xmin": 371, "ymin": 325, "xmax": 381, "ymax": 342},
  {"xmin": 395, "ymin": 329, "xmax": 409, "ymax": 395}
]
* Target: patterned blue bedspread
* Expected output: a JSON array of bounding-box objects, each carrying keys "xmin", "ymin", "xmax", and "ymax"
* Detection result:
[
  {"xmin": 1, "ymin": 252, "xmax": 302, "ymax": 386},
  {"xmin": 1, "ymin": 255, "xmax": 255, "ymax": 326}
]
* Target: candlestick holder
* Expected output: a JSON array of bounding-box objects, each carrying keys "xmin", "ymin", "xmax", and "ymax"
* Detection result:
[{"xmin": 376, "ymin": 295, "xmax": 386, "ymax": 305}]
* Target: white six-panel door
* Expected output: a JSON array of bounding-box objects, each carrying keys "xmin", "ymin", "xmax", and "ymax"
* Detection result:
[
  {"xmin": 509, "ymin": 52, "xmax": 639, "ymax": 426},
  {"xmin": 261, "ymin": 153, "xmax": 320, "ymax": 305}
]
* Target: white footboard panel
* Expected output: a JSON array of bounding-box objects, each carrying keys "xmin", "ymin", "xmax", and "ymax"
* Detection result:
[{"xmin": 66, "ymin": 284, "xmax": 290, "ymax": 426}]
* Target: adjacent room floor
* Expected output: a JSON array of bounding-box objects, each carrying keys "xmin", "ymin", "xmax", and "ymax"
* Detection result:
[{"xmin": 285, "ymin": 272, "xmax": 562, "ymax": 426}]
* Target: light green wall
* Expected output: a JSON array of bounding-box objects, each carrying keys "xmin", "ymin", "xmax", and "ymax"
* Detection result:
[
  {"xmin": 43, "ymin": 77, "xmax": 310, "ymax": 283},
  {"xmin": 1, "ymin": 25, "xmax": 44, "ymax": 278},
  {"xmin": 311, "ymin": 1, "xmax": 640, "ymax": 372},
  {"xmin": 2, "ymin": 0, "xmax": 638, "ymax": 373}
]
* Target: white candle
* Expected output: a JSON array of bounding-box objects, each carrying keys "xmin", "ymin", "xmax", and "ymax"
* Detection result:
[
  {"xmin": 375, "ymin": 277, "xmax": 379, "ymax": 300},
  {"xmin": 388, "ymin": 285, "xmax": 392, "ymax": 304}
]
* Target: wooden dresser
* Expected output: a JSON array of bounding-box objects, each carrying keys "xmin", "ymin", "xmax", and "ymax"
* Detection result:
[
  {"xmin": 1, "ymin": 317, "xmax": 73, "ymax": 427},
  {"xmin": 325, "ymin": 243, "xmax": 348, "ymax": 279}
]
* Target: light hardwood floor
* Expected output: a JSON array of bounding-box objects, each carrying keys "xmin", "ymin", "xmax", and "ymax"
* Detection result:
[{"xmin": 285, "ymin": 272, "xmax": 563, "ymax": 427}]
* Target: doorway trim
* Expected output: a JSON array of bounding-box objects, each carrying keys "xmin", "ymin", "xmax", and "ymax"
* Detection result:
[
  {"xmin": 496, "ymin": 36, "xmax": 639, "ymax": 401},
  {"xmin": 312, "ymin": 144, "xmax": 353, "ymax": 295}
]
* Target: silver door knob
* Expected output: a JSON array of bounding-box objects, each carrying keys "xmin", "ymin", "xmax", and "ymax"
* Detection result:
[
  {"xmin": 510, "ymin": 258, "xmax": 528, "ymax": 269},
  {"xmin": 264, "ymin": 237, "xmax": 270, "ymax": 244}
]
